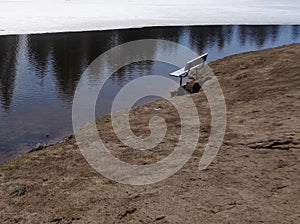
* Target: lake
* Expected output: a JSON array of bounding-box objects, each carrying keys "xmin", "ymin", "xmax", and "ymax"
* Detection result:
[{"xmin": 0, "ymin": 25, "xmax": 299, "ymax": 165}]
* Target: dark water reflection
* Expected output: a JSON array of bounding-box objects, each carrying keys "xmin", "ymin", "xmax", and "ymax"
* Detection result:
[{"xmin": 0, "ymin": 25, "xmax": 299, "ymax": 164}]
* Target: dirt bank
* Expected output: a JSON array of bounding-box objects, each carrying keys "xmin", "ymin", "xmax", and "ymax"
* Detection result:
[{"xmin": 0, "ymin": 44, "xmax": 299, "ymax": 224}]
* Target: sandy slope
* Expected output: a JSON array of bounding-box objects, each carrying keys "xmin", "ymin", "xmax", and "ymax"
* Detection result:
[{"xmin": 0, "ymin": 44, "xmax": 299, "ymax": 223}]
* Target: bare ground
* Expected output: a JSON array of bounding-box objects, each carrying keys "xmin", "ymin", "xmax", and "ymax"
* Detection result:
[{"xmin": 0, "ymin": 44, "xmax": 300, "ymax": 224}]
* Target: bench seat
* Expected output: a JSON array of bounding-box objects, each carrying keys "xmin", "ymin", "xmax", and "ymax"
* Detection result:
[{"xmin": 169, "ymin": 53, "xmax": 208, "ymax": 85}]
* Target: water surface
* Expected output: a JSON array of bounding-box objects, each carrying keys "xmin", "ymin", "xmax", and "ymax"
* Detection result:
[{"xmin": 0, "ymin": 25, "xmax": 299, "ymax": 164}]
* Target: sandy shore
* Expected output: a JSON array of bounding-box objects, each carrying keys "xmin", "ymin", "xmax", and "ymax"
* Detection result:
[{"xmin": 0, "ymin": 44, "xmax": 299, "ymax": 223}]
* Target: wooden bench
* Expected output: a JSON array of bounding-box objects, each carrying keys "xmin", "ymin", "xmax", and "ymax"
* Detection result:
[{"xmin": 169, "ymin": 53, "xmax": 208, "ymax": 86}]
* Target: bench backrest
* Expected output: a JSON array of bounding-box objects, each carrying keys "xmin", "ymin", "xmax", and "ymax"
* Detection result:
[{"xmin": 184, "ymin": 53, "xmax": 208, "ymax": 71}]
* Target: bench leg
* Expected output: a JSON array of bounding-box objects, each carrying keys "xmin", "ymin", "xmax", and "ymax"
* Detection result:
[{"xmin": 180, "ymin": 76, "xmax": 183, "ymax": 86}]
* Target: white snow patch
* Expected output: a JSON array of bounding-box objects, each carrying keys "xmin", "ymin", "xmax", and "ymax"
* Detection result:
[{"xmin": 0, "ymin": 0, "xmax": 299, "ymax": 35}]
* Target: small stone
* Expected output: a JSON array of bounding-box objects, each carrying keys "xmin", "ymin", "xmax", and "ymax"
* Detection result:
[
  {"xmin": 155, "ymin": 216, "xmax": 166, "ymax": 221},
  {"xmin": 50, "ymin": 218, "xmax": 63, "ymax": 223}
]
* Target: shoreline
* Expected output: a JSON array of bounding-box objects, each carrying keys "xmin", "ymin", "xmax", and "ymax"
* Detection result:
[
  {"xmin": 0, "ymin": 42, "xmax": 294, "ymax": 167},
  {"xmin": 1, "ymin": 43, "xmax": 299, "ymax": 223},
  {"xmin": 1, "ymin": 42, "xmax": 299, "ymax": 166}
]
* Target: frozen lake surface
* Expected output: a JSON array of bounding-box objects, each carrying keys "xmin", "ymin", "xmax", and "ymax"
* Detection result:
[{"xmin": 0, "ymin": 0, "xmax": 299, "ymax": 35}]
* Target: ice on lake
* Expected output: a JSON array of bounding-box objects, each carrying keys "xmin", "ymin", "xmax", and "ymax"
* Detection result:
[{"xmin": 0, "ymin": 0, "xmax": 299, "ymax": 35}]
